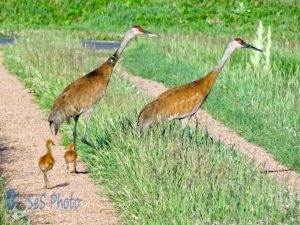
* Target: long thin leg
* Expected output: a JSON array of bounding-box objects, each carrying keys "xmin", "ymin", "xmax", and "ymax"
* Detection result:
[
  {"xmin": 43, "ymin": 171, "xmax": 49, "ymax": 189},
  {"xmin": 180, "ymin": 116, "xmax": 192, "ymax": 149},
  {"xmin": 73, "ymin": 115, "xmax": 80, "ymax": 150},
  {"xmin": 81, "ymin": 109, "xmax": 95, "ymax": 148},
  {"xmin": 195, "ymin": 113, "xmax": 199, "ymax": 141},
  {"xmin": 73, "ymin": 162, "xmax": 77, "ymax": 173},
  {"xmin": 66, "ymin": 163, "xmax": 69, "ymax": 174}
]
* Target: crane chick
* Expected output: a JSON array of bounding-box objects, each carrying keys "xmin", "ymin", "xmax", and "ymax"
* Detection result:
[
  {"xmin": 38, "ymin": 139, "xmax": 55, "ymax": 189},
  {"xmin": 64, "ymin": 143, "xmax": 78, "ymax": 174},
  {"xmin": 137, "ymin": 38, "xmax": 262, "ymax": 144},
  {"xmin": 48, "ymin": 25, "xmax": 160, "ymax": 150}
]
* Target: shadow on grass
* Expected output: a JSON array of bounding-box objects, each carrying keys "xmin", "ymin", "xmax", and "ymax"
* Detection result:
[{"xmin": 262, "ymin": 169, "xmax": 291, "ymax": 173}]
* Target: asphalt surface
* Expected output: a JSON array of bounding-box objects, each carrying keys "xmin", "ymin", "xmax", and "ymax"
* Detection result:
[{"xmin": 0, "ymin": 37, "xmax": 120, "ymax": 50}]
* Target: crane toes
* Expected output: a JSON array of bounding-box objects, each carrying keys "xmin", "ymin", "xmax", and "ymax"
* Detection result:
[{"xmin": 81, "ymin": 138, "xmax": 96, "ymax": 149}]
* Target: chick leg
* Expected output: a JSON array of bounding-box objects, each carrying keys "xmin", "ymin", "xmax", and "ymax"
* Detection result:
[
  {"xmin": 43, "ymin": 171, "xmax": 49, "ymax": 189},
  {"xmin": 74, "ymin": 161, "xmax": 77, "ymax": 173}
]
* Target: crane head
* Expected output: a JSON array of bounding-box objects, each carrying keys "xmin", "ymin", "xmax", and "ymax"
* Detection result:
[
  {"xmin": 131, "ymin": 25, "xmax": 160, "ymax": 38},
  {"xmin": 46, "ymin": 139, "xmax": 55, "ymax": 146},
  {"xmin": 234, "ymin": 38, "xmax": 262, "ymax": 52},
  {"xmin": 114, "ymin": 25, "xmax": 160, "ymax": 59}
]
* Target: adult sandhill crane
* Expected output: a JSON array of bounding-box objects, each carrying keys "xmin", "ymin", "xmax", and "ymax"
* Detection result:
[
  {"xmin": 137, "ymin": 38, "xmax": 262, "ymax": 143},
  {"xmin": 48, "ymin": 26, "xmax": 159, "ymax": 149}
]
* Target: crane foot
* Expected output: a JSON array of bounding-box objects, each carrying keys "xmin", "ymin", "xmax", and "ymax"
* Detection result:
[{"xmin": 81, "ymin": 138, "xmax": 96, "ymax": 149}]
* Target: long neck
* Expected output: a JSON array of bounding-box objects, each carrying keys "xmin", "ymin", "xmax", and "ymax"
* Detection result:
[
  {"xmin": 114, "ymin": 32, "xmax": 134, "ymax": 60},
  {"xmin": 200, "ymin": 43, "xmax": 235, "ymax": 93},
  {"xmin": 46, "ymin": 144, "xmax": 52, "ymax": 155},
  {"xmin": 214, "ymin": 43, "xmax": 235, "ymax": 72}
]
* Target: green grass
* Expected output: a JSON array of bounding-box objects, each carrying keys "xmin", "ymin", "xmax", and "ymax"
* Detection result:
[
  {"xmin": 121, "ymin": 33, "xmax": 300, "ymax": 173},
  {"xmin": 0, "ymin": 177, "xmax": 10, "ymax": 225},
  {"xmin": 0, "ymin": 177, "xmax": 23, "ymax": 225},
  {"xmin": 0, "ymin": 0, "xmax": 300, "ymax": 42},
  {"xmin": 2, "ymin": 30, "xmax": 299, "ymax": 224}
]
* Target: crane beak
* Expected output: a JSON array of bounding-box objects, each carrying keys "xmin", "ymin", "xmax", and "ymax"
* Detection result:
[
  {"xmin": 244, "ymin": 43, "xmax": 262, "ymax": 52},
  {"xmin": 143, "ymin": 30, "xmax": 160, "ymax": 38}
]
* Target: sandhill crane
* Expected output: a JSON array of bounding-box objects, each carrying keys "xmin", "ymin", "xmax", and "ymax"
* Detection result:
[
  {"xmin": 48, "ymin": 26, "xmax": 159, "ymax": 149},
  {"xmin": 137, "ymin": 38, "xmax": 262, "ymax": 144},
  {"xmin": 64, "ymin": 143, "xmax": 77, "ymax": 174},
  {"xmin": 38, "ymin": 139, "xmax": 55, "ymax": 189}
]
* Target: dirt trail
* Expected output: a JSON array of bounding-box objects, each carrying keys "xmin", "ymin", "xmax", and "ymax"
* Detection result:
[
  {"xmin": 115, "ymin": 65, "xmax": 300, "ymax": 195},
  {"xmin": 0, "ymin": 52, "xmax": 119, "ymax": 224}
]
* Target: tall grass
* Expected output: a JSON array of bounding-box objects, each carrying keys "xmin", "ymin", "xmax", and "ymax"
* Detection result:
[
  {"xmin": 3, "ymin": 31, "xmax": 299, "ymax": 224},
  {"xmin": 0, "ymin": 1, "xmax": 300, "ymax": 42},
  {"xmin": 122, "ymin": 32, "xmax": 300, "ymax": 172}
]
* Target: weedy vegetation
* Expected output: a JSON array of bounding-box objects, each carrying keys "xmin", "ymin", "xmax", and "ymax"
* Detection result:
[
  {"xmin": 2, "ymin": 31, "xmax": 299, "ymax": 224},
  {"xmin": 0, "ymin": 1, "xmax": 300, "ymax": 42},
  {"xmin": 0, "ymin": 177, "xmax": 28, "ymax": 225},
  {"xmin": 0, "ymin": 177, "xmax": 11, "ymax": 225}
]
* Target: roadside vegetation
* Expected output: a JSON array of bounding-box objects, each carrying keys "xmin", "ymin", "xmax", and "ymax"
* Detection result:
[
  {"xmin": 2, "ymin": 30, "xmax": 299, "ymax": 224},
  {"xmin": 0, "ymin": 177, "xmax": 10, "ymax": 225},
  {"xmin": 0, "ymin": 177, "xmax": 24, "ymax": 225},
  {"xmin": 0, "ymin": 1, "xmax": 300, "ymax": 42}
]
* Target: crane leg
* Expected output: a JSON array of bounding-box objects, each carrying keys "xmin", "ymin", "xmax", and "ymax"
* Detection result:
[
  {"xmin": 81, "ymin": 109, "xmax": 96, "ymax": 148},
  {"xmin": 73, "ymin": 162, "xmax": 77, "ymax": 173},
  {"xmin": 66, "ymin": 163, "xmax": 69, "ymax": 174},
  {"xmin": 73, "ymin": 115, "xmax": 79, "ymax": 150},
  {"xmin": 194, "ymin": 113, "xmax": 199, "ymax": 141},
  {"xmin": 180, "ymin": 116, "xmax": 192, "ymax": 148},
  {"xmin": 43, "ymin": 171, "xmax": 49, "ymax": 189}
]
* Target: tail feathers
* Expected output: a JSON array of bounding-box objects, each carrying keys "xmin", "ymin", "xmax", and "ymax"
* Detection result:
[
  {"xmin": 49, "ymin": 121, "xmax": 58, "ymax": 135},
  {"xmin": 137, "ymin": 100, "xmax": 160, "ymax": 135},
  {"xmin": 48, "ymin": 101, "xmax": 77, "ymax": 135},
  {"xmin": 48, "ymin": 108, "xmax": 66, "ymax": 135}
]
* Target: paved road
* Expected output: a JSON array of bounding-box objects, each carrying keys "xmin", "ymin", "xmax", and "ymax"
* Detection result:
[
  {"xmin": 0, "ymin": 38, "xmax": 15, "ymax": 45},
  {"xmin": 0, "ymin": 38, "xmax": 120, "ymax": 50},
  {"xmin": 82, "ymin": 40, "xmax": 120, "ymax": 50}
]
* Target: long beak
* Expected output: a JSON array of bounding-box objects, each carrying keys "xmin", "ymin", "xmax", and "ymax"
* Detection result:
[
  {"xmin": 143, "ymin": 30, "xmax": 160, "ymax": 38},
  {"xmin": 244, "ymin": 43, "xmax": 262, "ymax": 52}
]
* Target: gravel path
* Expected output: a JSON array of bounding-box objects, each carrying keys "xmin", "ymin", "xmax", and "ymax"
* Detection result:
[
  {"xmin": 0, "ymin": 51, "xmax": 119, "ymax": 225},
  {"xmin": 115, "ymin": 65, "xmax": 300, "ymax": 195}
]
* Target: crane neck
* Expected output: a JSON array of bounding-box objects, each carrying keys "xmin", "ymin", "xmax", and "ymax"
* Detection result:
[
  {"xmin": 114, "ymin": 32, "xmax": 135, "ymax": 61},
  {"xmin": 46, "ymin": 144, "xmax": 53, "ymax": 155},
  {"xmin": 213, "ymin": 43, "xmax": 236, "ymax": 72},
  {"xmin": 199, "ymin": 42, "xmax": 236, "ymax": 93}
]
